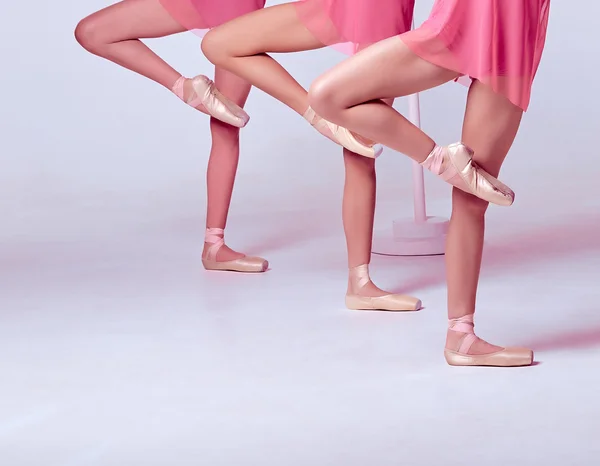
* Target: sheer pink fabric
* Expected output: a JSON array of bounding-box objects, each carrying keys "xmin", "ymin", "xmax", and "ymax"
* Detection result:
[
  {"xmin": 295, "ymin": 0, "xmax": 415, "ymax": 55},
  {"xmin": 401, "ymin": 0, "xmax": 550, "ymax": 111},
  {"xmin": 159, "ymin": 0, "xmax": 266, "ymax": 35}
]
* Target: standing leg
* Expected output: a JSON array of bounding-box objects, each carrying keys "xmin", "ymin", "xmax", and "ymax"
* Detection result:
[
  {"xmin": 342, "ymin": 95, "xmax": 420, "ymax": 311},
  {"xmin": 444, "ymin": 80, "xmax": 529, "ymax": 364},
  {"xmin": 74, "ymin": 0, "xmax": 261, "ymax": 269},
  {"xmin": 203, "ymin": 67, "xmax": 257, "ymax": 263},
  {"xmin": 343, "ymin": 150, "xmax": 377, "ymax": 271}
]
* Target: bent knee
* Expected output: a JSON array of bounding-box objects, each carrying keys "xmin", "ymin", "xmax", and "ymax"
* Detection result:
[
  {"xmin": 308, "ymin": 75, "xmax": 342, "ymax": 119},
  {"xmin": 210, "ymin": 119, "xmax": 241, "ymax": 142},
  {"xmin": 452, "ymin": 188, "xmax": 490, "ymax": 217},
  {"xmin": 74, "ymin": 16, "xmax": 104, "ymax": 52},
  {"xmin": 201, "ymin": 29, "xmax": 229, "ymax": 65}
]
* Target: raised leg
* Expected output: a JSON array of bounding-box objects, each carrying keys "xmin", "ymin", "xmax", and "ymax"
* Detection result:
[
  {"xmin": 201, "ymin": 3, "xmax": 323, "ymax": 115},
  {"xmin": 74, "ymin": 0, "xmax": 185, "ymax": 88},
  {"xmin": 309, "ymin": 37, "xmax": 457, "ymax": 159},
  {"xmin": 308, "ymin": 37, "xmax": 514, "ymax": 205},
  {"xmin": 74, "ymin": 0, "xmax": 248, "ymax": 125},
  {"xmin": 201, "ymin": 3, "xmax": 380, "ymax": 157}
]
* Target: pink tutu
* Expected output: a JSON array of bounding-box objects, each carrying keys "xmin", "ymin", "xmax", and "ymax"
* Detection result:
[
  {"xmin": 401, "ymin": 0, "xmax": 550, "ymax": 111},
  {"xmin": 159, "ymin": 0, "xmax": 266, "ymax": 33},
  {"xmin": 295, "ymin": 0, "xmax": 415, "ymax": 54}
]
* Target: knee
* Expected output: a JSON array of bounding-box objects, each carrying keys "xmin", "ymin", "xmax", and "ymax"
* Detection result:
[
  {"xmin": 452, "ymin": 188, "xmax": 490, "ymax": 218},
  {"xmin": 74, "ymin": 16, "xmax": 103, "ymax": 52},
  {"xmin": 343, "ymin": 149, "xmax": 376, "ymax": 173},
  {"xmin": 210, "ymin": 119, "xmax": 241, "ymax": 146},
  {"xmin": 308, "ymin": 75, "xmax": 341, "ymax": 120},
  {"xmin": 201, "ymin": 29, "xmax": 227, "ymax": 66}
]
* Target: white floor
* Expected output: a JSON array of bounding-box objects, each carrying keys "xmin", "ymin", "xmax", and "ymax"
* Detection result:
[{"xmin": 1, "ymin": 185, "xmax": 599, "ymax": 465}]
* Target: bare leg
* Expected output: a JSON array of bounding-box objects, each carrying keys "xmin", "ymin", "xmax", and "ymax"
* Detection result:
[
  {"xmin": 343, "ymin": 150, "xmax": 376, "ymax": 270},
  {"xmin": 445, "ymin": 80, "xmax": 523, "ymax": 354},
  {"xmin": 309, "ymin": 36, "xmax": 515, "ymax": 208},
  {"xmin": 75, "ymin": 0, "xmax": 255, "ymax": 263},
  {"xmin": 342, "ymin": 94, "xmax": 399, "ymax": 299},
  {"xmin": 343, "ymin": 149, "xmax": 390, "ymax": 298},
  {"xmin": 201, "ymin": 3, "xmax": 324, "ymax": 115},
  {"xmin": 309, "ymin": 37, "xmax": 459, "ymax": 162},
  {"xmin": 204, "ymin": 67, "xmax": 253, "ymax": 261},
  {"xmin": 74, "ymin": 0, "xmax": 224, "ymax": 116},
  {"xmin": 203, "ymin": 5, "xmax": 413, "ymax": 299},
  {"xmin": 74, "ymin": 0, "xmax": 185, "ymax": 89}
]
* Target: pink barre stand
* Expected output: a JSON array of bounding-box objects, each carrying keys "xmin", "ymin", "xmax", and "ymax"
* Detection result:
[{"xmin": 372, "ymin": 23, "xmax": 450, "ymax": 257}]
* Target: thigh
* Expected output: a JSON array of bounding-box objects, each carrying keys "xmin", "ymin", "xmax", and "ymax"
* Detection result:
[
  {"xmin": 82, "ymin": 0, "xmax": 185, "ymax": 42},
  {"xmin": 317, "ymin": 36, "xmax": 460, "ymax": 106},
  {"xmin": 207, "ymin": 3, "xmax": 325, "ymax": 55},
  {"xmin": 214, "ymin": 66, "xmax": 252, "ymax": 107}
]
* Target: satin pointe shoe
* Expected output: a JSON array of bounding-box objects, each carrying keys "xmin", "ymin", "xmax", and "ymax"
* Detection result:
[
  {"xmin": 444, "ymin": 314, "xmax": 534, "ymax": 367},
  {"xmin": 202, "ymin": 228, "xmax": 268, "ymax": 273},
  {"xmin": 303, "ymin": 106, "xmax": 383, "ymax": 159},
  {"xmin": 421, "ymin": 143, "xmax": 515, "ymax": 206},
  {"xmin": 345, "ymin": 264, "xmax": 421, "ymax": 311},
  {"xmin": 172, "ymin": 75, "xmax": 250, "ymax": 128}
]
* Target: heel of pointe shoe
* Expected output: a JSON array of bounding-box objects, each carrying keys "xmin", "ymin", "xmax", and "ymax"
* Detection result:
[
  {"xmin": 334, "ymin": 127, "xmax": 382, "ymax": 159},
  {"xmin": 303, "ymin": 107, "xmax": 381, "ymax": 158},
  {"xmin": 191, "ymin": 75, "xmax": 250, "ymax": 128},
  {"xmin": 174, "ymin": 75, "xmax": 249, "ymax": 128}
]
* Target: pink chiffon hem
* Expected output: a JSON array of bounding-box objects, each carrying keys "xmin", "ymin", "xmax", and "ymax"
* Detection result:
[
  {"xmin": 159, "ymin": 0, "xmax": 266, "ymax": 36},
  {"xmin": 401, "ymin": 0, "xmax": 550, "ymax": 111},
  {"xmin": 295, "ymin": 0, "xmax": 415, "ymax": 55}
]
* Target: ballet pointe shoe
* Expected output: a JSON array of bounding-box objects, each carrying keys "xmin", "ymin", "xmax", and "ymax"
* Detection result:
[
  {"xmin": 202, "ymin": 228, "xmax": 268, "ymax": 273},
  {"xmin": 303, "ymin": 107, "xmax": 383, "ymax": 159},
  {"xmin": 344, "ymin": 264, "xmax": 421, "ymax": 311},
  {"xmin": 172, "ymin": 75, "xmax": 250, "ymax": 128},
  {"xmin": 421, "ymin": 143, "xmax": 515, "ymax": 206},
  {"xmin": 444, "ymin": 314, "xmax": 533, "ymax": 367}
]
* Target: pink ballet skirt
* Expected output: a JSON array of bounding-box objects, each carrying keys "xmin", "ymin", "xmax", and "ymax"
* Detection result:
[
  {"xmin": 159, "ymin": 0, "xmax": 266, "ymax": 34},
  {"xmin": 401, "ymin": 0, "xmax": 550, "ymax": 111},
  {"xmin": 295, "ymin": 0, "xmax": 415, "ymax": 55}
]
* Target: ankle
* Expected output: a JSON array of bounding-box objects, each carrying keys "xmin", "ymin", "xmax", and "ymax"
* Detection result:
[
  {"xmin": 445, "ymin": 328, "xmax": 466, "ymax": 350},
  {"xmin": 420, "ymin": 143, "xmax": 444, "ymax": 171},
  {"xmin": 171, "ymin": 76, "xmax": 185, "ymax": 97},
  {"xmin": 347, "ymin": 264, "xmax": 371, "ymax": 294},
  {"xmin": 205, "ymin": 227, "xmax": 225, "ymax": 242}
]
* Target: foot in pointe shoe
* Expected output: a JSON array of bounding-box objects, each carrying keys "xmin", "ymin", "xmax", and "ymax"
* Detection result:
[
  {"xmin": 344, "ymin": 264, "xmax": 421, "ymax": 311},
  {"xmin": 444, "ymin": 314, "xmax": 533, "ymax": 367},
  {"xmin": 202, "ymin": 228, "xmax": 268, "ymax": 273},
  {"xmin": 172, "ymin": 75, "xmax": 249, "ymax": 128},
  {"xmin": 303, "ymin": 106, "xmax": 383, "ymax": 159},
  {"xmin": 421, "ymin": 143, "xmax": 515, "ymax": 206}
]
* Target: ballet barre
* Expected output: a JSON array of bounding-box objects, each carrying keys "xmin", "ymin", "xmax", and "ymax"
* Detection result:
[{"xmin": 372, "ymin": 20, "xmax": 449, "ymax": 256}]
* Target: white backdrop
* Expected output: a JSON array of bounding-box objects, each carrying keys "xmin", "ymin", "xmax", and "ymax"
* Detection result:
[
  {"xmin": 0, "ymin": 0, "xmax": 598, "ymax": 248},
  {"xmin": 1, "ymin": 3, "xmax": 600, "ymax": 464}
]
